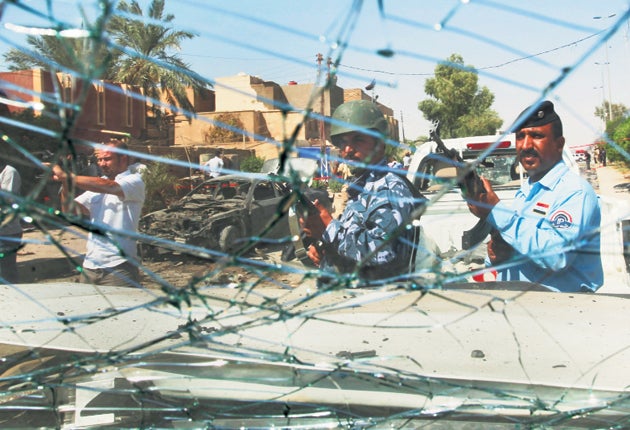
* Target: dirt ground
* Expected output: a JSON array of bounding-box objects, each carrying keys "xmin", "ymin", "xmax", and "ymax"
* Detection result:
[{"xmin": 15, "ymin": 224, "xmax": 308, "ymax": 289}]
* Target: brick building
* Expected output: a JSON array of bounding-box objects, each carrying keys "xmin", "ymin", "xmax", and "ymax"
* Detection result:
[
  {"xmin": 174, "ymin": 73, "xmax": 400, "ymax": 162},
  {"xmin": 0, "ymin": 69, "xmax": 150, "ymax": 144},
  {"xmin": 1, "ymin": 69, "xmax": 400, "ymax": 165}
]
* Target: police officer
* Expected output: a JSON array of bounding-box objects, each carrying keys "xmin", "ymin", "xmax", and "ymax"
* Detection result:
[
  {"xmin": 302, "ymin": 100, "xmax": 427, "ymax": 286},
  {"xmin": 468, "ymin": 100, "xmax": 603, "ymax": 292}
]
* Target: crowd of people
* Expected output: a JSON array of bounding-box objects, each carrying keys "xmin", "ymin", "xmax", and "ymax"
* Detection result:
[{"xmin": 1, "ymin": 100, "xmax": 606, "ymax": 293}]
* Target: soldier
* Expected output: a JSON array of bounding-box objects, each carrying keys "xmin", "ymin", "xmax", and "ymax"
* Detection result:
[{"xmin": 301, "ymin": 100, "xmax": 428, "ymax": 286}]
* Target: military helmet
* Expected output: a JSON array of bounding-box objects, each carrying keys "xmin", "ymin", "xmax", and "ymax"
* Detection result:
[{"xmin": 330, "ymin": 100, "xmax": 389, "ymax": 146}]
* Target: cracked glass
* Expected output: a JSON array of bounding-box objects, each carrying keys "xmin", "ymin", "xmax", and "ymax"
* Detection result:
[{"xmin": 1, "ymin": 0, "xmax": 629, "ymax": 428}]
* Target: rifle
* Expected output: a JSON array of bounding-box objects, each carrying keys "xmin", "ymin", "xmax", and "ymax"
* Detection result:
[
  {"xmin": 429, "ymin": 121, "xmax": 486, "ymax": 199},
  {"xmin": 284, "ymin": 185, "xmax": 332, "ymax": 267},
  {"xmin": 428, "ymin": 121, "xmax": 493, "ymax": 250}
]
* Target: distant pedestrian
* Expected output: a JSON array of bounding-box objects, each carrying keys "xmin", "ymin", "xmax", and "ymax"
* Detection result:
[
  {"xmin": 599, "ymin": 147, "xmax": 607, "ymax": 167},
  {"xmin": 584, "ymin": 151, "xmax": 591, "ymax": 170},
  {"xmin": 387, "ymin": 156, "xmax": 402, "ymax": 169},
  {"xmin": 0, "ymin": 161, "xmax": 23, "ymax": 283},
  {"xmin": 402, "ymin": 151, "xmax": 412, "ymax": 170},
  {"xmin": 204, "ymin": 150, "xmax": 224, "ymax": 178},
  {"xmin": 593, "ymin": 148, "xmax": 600, "ymax": 166}
]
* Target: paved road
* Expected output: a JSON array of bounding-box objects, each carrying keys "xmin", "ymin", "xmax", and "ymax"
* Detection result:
[{"xmin": 591, "ymin": 164, "xmax": 630, "ymax": 294}]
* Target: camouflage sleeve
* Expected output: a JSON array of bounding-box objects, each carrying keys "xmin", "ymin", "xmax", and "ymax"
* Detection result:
[{"xmin": 322, "ymin": 175, "xmax": 415, "ymax": 273}]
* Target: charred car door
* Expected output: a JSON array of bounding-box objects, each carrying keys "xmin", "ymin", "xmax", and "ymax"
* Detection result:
[{"xmin": 248, "ymin": 180, "xmax": 291, "ymax": 239}]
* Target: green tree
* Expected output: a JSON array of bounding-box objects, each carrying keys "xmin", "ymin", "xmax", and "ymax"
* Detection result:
[
  {"xmin": 418, "ymin": 53, "xmax": 503, "ymax": 138},
  {"xmin": 607, "ymin": 116, "xmax": 630, "ymax": 165},
  {"xmin": 2, "ymin": 3, "xmax": 115, "ymax": 79},
  {"xmin": 595, "ymin": 101, "xmax": 628, "ymax": 124},
  {"xmin": 107, "ymin": 0, "xmax": 207, "ymax": 120},
  {"xmin": 141, "ymin": 157, "xmax": 179, "ymax": 214},
  {"xmin": 3, "ymin": 36, "xmax": 113, "ymax": 79},
  {"xmin": 240, "ymin": 155, "xmax": 265, "ymax": 173},
  {"xmin": 3, "ymin": 0, "xmax": 207, "ymax": 122}
]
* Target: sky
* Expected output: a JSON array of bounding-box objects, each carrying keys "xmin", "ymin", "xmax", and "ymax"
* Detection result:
[{"xmin": 1, "ymin": 0, "xmax": 629, "ymax": 149}]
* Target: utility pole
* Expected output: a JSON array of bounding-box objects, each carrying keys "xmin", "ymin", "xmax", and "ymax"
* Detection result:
[
  {"xmin": 316, "ymin": 53, "xmax": 326, "ymax": 176},
  {"xmin": 593, "ymin": 13, "xmax": 616, "ymax": 122},
  {"xmin": 400, "ymin": 110, "xmax": 406, "ymax": 143}
]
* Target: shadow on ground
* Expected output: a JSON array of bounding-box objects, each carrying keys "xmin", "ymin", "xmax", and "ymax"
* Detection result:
[{"xmin": 17, "ymin": 257, "xmax": 80, "ymax": 283}]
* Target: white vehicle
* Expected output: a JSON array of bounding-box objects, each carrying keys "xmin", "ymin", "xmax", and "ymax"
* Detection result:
[
  {"xmin": 407, "ymin": 134, "xmax": 578, "ymax": 272},
  {"xmin": 573, "ymin": 151, "xmax": 586, "ymax": 162}
]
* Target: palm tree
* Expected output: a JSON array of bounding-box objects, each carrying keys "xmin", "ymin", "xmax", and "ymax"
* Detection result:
[
  {"xmin": 3, "ymin": 0, "xmax": 207, "ymax": 125},
  {"xmin": 107, "ymin": 0, "xmax": 208, "ymax": 122},
  {"xmin": 3, "ymin": 35, "xmax": 113, "ymax": 79}
]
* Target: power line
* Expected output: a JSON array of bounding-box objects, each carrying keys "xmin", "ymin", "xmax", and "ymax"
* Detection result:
[{"xmin": 339, "ymin": 30, "xmax": 605, "ymax": 76}]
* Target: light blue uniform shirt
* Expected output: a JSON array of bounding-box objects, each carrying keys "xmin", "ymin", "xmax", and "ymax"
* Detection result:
[{"xmin": 487, "ymin": 161, "xmax": 603, "ymax": 292}]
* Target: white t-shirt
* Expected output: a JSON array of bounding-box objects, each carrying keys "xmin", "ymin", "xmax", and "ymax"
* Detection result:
[
  {"xmin": 0, "ymin": 165, "xmax": 22, "ymax": 235},
  {"xmin": 75, "ymin": 169, "xmax": 145, "ymax": 269},
  {"xmin": 205, "ymin": 156, "xmax": 224, "ymax": 177}
]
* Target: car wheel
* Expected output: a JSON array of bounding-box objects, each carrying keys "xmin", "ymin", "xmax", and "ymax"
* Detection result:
[
  {"xmin": 139, "ymin": 243, "xmax": 162, "ymax": 262},
  {"xmin": 219, "ymin": 225, "xmax": 241, "ymax": 253}
]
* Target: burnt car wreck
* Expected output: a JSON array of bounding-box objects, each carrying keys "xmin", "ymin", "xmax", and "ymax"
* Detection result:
[{"xmin": 139, "ymin": 175, "xmax": 294, "ymax": 259}]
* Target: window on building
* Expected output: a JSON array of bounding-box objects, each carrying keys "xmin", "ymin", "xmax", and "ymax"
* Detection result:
[
  {"xmin": 96, "ymin": 83, "xmax": 105, "ymax": 125},
  {"xmin": 123, "ymin": 86, "xmax": 133, "ymax": 127}
]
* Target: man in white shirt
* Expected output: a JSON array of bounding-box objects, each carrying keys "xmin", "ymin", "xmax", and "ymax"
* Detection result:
[
  {"xmin": 204, "ymin": 150, "xmax": 224, "ymax": 178},
  {"xmin": 51, "ymin": 139, "xmax": 145, "ymax": 287},
  {"xmin": 0, "ymin": 161, "xmax": 23, "ymax": 283}
]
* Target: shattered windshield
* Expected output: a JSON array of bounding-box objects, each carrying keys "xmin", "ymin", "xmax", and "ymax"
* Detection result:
[
  {"xmin": 475, "ymin": 154, "xmax": 519, "ymax": 187},
  {"xmin": 1, "ymin": 0, "xmax": 629, "ymax": 428}
]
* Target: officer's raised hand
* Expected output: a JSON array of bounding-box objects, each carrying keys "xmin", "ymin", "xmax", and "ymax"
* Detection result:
[{"xmin": 467, "ymin": 177, "xmax": 499, "ymax": 219}]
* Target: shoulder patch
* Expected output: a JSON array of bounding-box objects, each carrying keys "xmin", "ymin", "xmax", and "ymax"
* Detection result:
[{"xmin": 550, "ymin": 210, "xmax": 572, "ymax": 228}]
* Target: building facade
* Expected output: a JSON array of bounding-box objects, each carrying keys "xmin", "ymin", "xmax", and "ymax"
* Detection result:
[
  {"xmin": 2, "ymin": 69, "xmax": 400, "ymax": 163},
  {"xmin": 0, "ymin": 69, "xmax": 149, "ymax": 144},
  {"xmin": 174, "ymin": 73, "xmax": 400, "ymax": 161}
]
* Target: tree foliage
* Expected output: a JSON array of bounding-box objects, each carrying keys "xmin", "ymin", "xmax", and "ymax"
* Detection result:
[
  {"xmin": 594, "ymin": 101, "xmax": 627, "ymax": 124},
  {"xmin": 418, "ymin": 53, "xmax": 503, "ymax": 138},
  {"xmin": 2, "ymin": 2, "xmax": 115, "ymax": 80},
  {"xmin": 240, "ymin": 155, "xmax": 265, "ymax": 173},
  {"xmin": 3, "ymin": 35, "xmax": 114, "ymax": 79},
  {"xmin": 606, "ymin": 116, "xmax": 630, "ymax": 165},
  {"xmin": 204, "ymin": 114, "xmax": 245, "ymax": 143},
  {"xmin": 593, "ymin": 101, "xmax": 630, "ymax": 165},
  {"xmin": 2, "ymin": 0, "xmax": 208, "ymax": 119},
  {"xmin": 108, "ymin": 0, "xmax": 208, "ymax": 118},
  {"xmin": 141, "ymin": 157, "xmax": 179, "ymax": 214}
]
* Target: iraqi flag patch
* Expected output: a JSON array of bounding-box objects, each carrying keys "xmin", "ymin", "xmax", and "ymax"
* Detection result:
[{"xmin": 533, "ymin": 201, "xmax": 549, "ymax": 216}]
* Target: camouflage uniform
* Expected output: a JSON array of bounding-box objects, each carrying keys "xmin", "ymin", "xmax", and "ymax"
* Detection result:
[{"xmin": 319, "ymin": 161, "xmax": 421, "ymax": 284}]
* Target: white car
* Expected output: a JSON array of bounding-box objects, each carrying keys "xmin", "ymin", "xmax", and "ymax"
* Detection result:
[{"xmin": 574, "ymin": 152, "xmax": 586, "ymax": 162}]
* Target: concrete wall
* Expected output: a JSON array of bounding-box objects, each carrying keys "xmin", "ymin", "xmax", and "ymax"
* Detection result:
[
  {"xmin": 215, "ymin": 74, "xmax": 270, "ymax": 112},
  {"xmin": 174, "ymin": 110, "xmax": 270, "ymax": 146},
  {"xmin": 282, "ymin": 82, "xmax": 344, "ymax": 115}
]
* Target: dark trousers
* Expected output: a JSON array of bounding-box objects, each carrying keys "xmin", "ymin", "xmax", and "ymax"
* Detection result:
[{"xmin": 0, "ymin": 232, "xmax": 23, "ymax": 283}]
